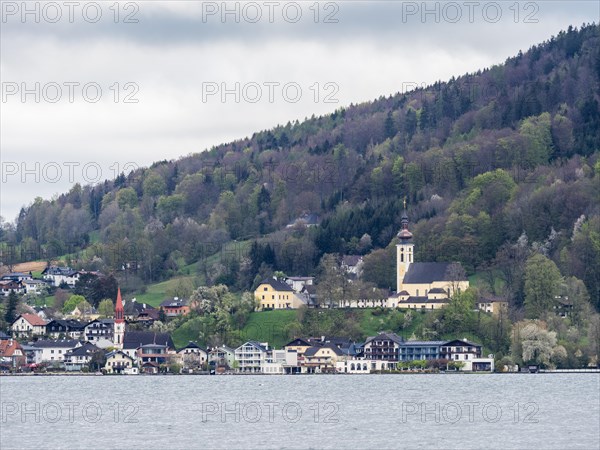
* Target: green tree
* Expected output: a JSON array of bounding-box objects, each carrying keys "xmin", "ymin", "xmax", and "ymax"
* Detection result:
[
  {"xmin": 315, "ymin": 254, "xmax": 344, "ymax": 307},
  {"xmin": 4, "ymin": 291, "xmax": 19, "ymax": 324},
  {"xmin": 97, "ymin": 299, "xmax": 115, "ymax": 318},
  {"xmin": 116, "ymin": 187, "xmax": 138, "ymax": 210},
  {"xmin": 143, "ymin": 172, "xmax": 167, "ymax": 198},
  {"xmin": 63, "ymin": 294, "xmax": 87, "ymax": 314},
  {"xmin": 524, "ymin": 254, "xmax": 562, "ymax": 318}
]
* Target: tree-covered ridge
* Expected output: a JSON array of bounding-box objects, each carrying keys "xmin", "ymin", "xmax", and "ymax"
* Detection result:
[{"xmin": 2, "ymin": 24, "xmax": 599, "ymax": 309}]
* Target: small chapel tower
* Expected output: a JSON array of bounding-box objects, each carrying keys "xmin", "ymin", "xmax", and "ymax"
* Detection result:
[
  {"xmin": 114, "ymin": 288, "xmax": 125, "ymax": 349},
  {"xmin": 396, "ymin": 199, "xmax": 414, "ymax": 293}
]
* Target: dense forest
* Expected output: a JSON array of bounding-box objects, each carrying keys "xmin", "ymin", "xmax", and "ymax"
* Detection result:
[{"xmin": 2, "ymin": 24, "xmax": 599, "ymax": 315}]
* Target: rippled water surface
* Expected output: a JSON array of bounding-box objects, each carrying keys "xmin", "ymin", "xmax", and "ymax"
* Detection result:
[{"xmin": 1, "ymin": 374, "xmax": 599, "ymax": 449}]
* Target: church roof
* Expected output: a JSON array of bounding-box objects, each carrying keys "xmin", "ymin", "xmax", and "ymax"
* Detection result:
[
  {"xmin": 123, "ymin": 331, "xmax": 174, "ymax": 350},
  {"xmin": 403, "ymin": 262, "xmax": 467, "ymax": 284}
]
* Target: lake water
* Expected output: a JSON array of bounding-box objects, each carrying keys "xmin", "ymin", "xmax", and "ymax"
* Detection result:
[{"xmin": 1, "ymin": 374, "xmax": 599, "ymax": 449}]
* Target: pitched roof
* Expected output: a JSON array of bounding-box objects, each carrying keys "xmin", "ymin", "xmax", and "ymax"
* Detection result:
[
  {"xmin": 237, "ymin": 341, "xmax": 268, "ymax": 352},
  {"xmin": 304, "ymin": 343, "xmax": 344, "ymax": 357},
  {"xmin": 259, "ymin": 278, "xmax": 294, "ymax": 292},
  {"xmin": 31, "ymin": 339, "xmax": 80, "ymax": 349},
  {"xmin": 442, "ymin": 339, "xmax": 481, "ymax": 347},
  {"xmin": 14, "ymin": 313, "xmax": 47, "ymax": 327},
  {"xmin": 46, "ymin": 319, "xmax": 86, "ymax": 331},
  {"xmin": 403, "ymin": 296, "xmax": 450, "ymax": 304},
  {"xmin": 105, "ymin": 350, "xmax": 133, "ymax": 360},
  {"xmin": 123, "ymin": 299, "xmax": 155, "ymax": 314},
  {"xmin": 178, "ymin": 341, "xmax": 207, "ymax": 352},
  {"xmin": 122, "ymin": 331, "xmax": 174, "ymax": 350},
  {"xmin": 403, "ymin": 262, "xmax": 467, "ymax": 284},
  {"xmin": 284, "ymin": 338, "xmax": 312, "ymax": 347},
  {"xmin": 428, "ymin": 288, "xmax": 447, "ymax": 294},
  {"xmin": 42, "ymin": 266, "xmax": 79, "ymax": 276},
  {"xmin": 160, "ymin": 297, "xmax": 189, "ymax": 308},
  {"xmin": 0, "ymin": 339, "xmax": 24, "ymax": 358},
  {"xmin": 65, "ymin": 342, "xmax": 100, "ymax": 356},
  {"xmin": 364, "ymin": 332, "xmax": 404, "ymax": 346}
]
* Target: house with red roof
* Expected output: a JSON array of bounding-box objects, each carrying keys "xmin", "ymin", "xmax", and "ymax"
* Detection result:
[{"xmin": 0, "ymin": 338, "xmax": 26, "ymax": 371}]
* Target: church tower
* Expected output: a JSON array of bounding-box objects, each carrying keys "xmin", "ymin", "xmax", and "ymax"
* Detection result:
[
  {"xmin": 396, "ymin": 201, "xmax": 414, "ymax": 293},
  {"xmin": 114, "ymin": 287, "xmax": 125, "ymax": 349}
]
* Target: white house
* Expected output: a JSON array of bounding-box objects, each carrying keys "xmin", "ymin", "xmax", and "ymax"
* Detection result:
[
  {"xmin": 11, "ymin": 314, "xmax": 48, "ymax": 337},
  {"xmin": 41, "ymin": 266, "xmax": 81, "ymax": 287},
  {"xmin": 104, "ymin": 350, "xmax": 137, "ymax": 374},
  {"xmin": 64, "ymin": 342, "xmax": 101, "ymax": 371},
  {"xmin": 262, "ymin": 349, "xmax": 298, "ymax": 374},
  {"xmin": 177, "ymin": 341, "xmax": 208, "ymax": 371},
  {"xmin": 31, "ymin": 339, "xmax": 80, "ymax": 363},
  {"xmin": 284, "ymin": 277, "xmax": 314, "ymax": 293},
  {"xmin": 84, "ymin": 319, "xmax": 114, "ymax": 346},
  {"xmin": 22, "ymin": 279, "xmax": 47, "ymax": 295},
  {"xmin": 235, "ymin": 341, "xmax": 269, "ymax": 373},
  {"xmin": 336, "ymin": 359, "xmax": 397, "ymax": 373}
]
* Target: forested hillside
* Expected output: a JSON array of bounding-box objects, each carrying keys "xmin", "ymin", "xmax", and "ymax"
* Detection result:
[{"xmin": 2, "ymin": 24, "xmax": 599, "ymax": 312}]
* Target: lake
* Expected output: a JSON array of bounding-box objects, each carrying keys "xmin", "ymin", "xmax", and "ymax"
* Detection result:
[{"xmin": 1, "ymin": 374, "xmax": 599, "ymax": 449}]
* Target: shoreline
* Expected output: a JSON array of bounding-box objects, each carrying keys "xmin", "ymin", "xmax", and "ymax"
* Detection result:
[{"xmin": 2, "ymin": 369, "xmax": 599, "ymax": 376}]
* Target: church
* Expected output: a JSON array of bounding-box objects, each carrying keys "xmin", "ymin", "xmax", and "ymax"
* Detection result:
[{"xmin": 389, "ymin": 206, "xmax": 469, "ymax": 310}]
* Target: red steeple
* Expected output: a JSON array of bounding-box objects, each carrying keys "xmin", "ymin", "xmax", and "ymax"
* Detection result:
[{"xmin": 115, "ymin": 288, "xmax": 124, "ymax": 323}]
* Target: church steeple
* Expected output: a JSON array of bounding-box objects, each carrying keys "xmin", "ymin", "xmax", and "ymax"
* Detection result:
[
  {"xmin": 396, "ymin": 199, "xmax": 414, "ymax": 293},
  {"xmin": 115, "ymin": 288, "xmax": 124, "ymax": 323},
  {"xmin": 114, "ymin": 287, "xmax": 125, "ymax": 349}
]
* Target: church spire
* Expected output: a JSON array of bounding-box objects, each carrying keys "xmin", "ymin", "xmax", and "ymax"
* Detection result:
[
  {"xmin": 115, "ymin": 287, "xmax": 124, "ymax": 323},
  {"xmin": 397, "ymin": 197, "xmax": 413, "ymax": 241}
]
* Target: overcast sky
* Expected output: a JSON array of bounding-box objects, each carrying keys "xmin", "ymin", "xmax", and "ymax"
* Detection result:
[{"xmin": 1, "ymin": 1, "xmax": 598, "ymax": 222}]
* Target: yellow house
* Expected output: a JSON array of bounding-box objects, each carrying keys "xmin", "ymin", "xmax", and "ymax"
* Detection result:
[
  {"xmin": 302, "ymin": 344, "xmax": 344, "ymax": 373},
  {"xmin": 476, "ymin": 297, "xmax": 509, "ymax": 316},
  {"xmin": 104, "ymin": 350, "xmax": 136, "ymax": 374},
  {"xmin": 392, "ymin": 206, "xmax": 469, "ymax": 310},
  {"xmin": 283, "ymin": 338, "xmax": 312, "ymax": 357},
  {"xmin": 255, "ymin": 278, "xmax": 307, "ymax": 310}
]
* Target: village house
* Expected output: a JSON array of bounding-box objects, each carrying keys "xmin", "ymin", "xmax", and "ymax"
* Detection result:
[
  {"xmin": 41, "ymin": 266, "xmax": 81, "ymax": 287},
  {"xmin": 476, "ymin": 296, "xmax": 509, "ymax": 316},
  {"xmin": 0, "ymin": 280, "xmax": 25, "ymax": 296},
  {"xmin": 363, "ymin": 333, "xmax": 404, "ymax": 361},
  {"xmin": 68, "ymin": 304, "xmax": 100, "ymax": 321},
  {"xmin": 64, "ymin": 342, "xmax": 101, "ymax": 371},
  {"xmin": 235, "ymin": 341, "xmax": 270, "ymax": 373},
  {"xmin": 0, "ymin": 337, "xmax": 26, "ymax": 371},
  {"xmin": 159, "ymin": 297, "xmax": 190, "ymax": 317},
  {"xmin": 341, "ymin": 255, "xmax": 364, "ymax": 278},
  {"xmin": 284, "ymin": 276, "xmax": 314, "ymax": 293},
  {"xmin": 22, "ymin": 279, "xmax": 47, "ymax": 295},
  {"xmin": 137, "ymin": 343, "xmax": 170, "ymax": 373},
  {"xmin": 262, "ymin": 349, "xmax": 299, "ymax": 374},
  {"xmin": 302, "ymin": 344, "xmax": 345, "ymax": 373},
  {"xmin": 177, "ymin": 341, "xmax": 208, "ymax": 372},
  {"xmin": 1, "ymin": 272, "xmax": 33, "ymax": 282},
  {"xmin": 21, "ymin": 343, "xmax": 43, "ymax": 365},
  {"xmin": 30, "ymin": 339, "xmax": 79, "ymax": 364},
  {"xmin": 45, "ymin": 319, "xmax": 86, "ymax": 339},
  {"xmin": 104, "ymin": 350, "xmax": 137, "ymax": 374},
  {"xmin": 11, "ymin": 313, "xmax": 48, "ymax": 337},
  {"xmin": 255, "ymin": 278, "xmax": 307, "ymax": 310},
  {"xmin": 84, "ymin": 319, "xmax": 115, "ymax": 348},
  {"xmin": 123, "ymin": 298, "xmax": 155, "ymax": 321},
  {"xmin": 336, "ymin": 359, "xmax": 397, "ymax": 373},
  {"xmin": 208, "ymin": 345, "xmax": 236, "ymax": 372},
  {"xmin": 121, "ymin": 331, "xmax": 175, "ymax": 361}
]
